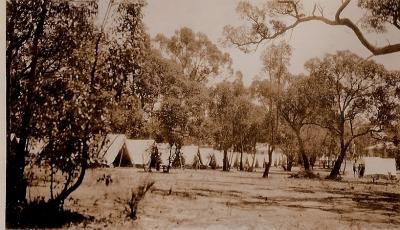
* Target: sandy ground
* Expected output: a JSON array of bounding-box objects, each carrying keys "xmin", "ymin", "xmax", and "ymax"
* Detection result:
[{"xmin": 30, "ymin": 167, "xmax": 400, "ymax": 230}]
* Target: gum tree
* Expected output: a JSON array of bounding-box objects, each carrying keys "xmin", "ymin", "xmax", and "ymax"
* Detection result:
[
  {"xmin": 279, "ymin": 76, "xmax": 320, "ymax": 171},
  {"xmin": 209, "ymin": 81, "xmax": 237, "ymax": 171},
  {"xmin": 6, "ymin": 0, "xmax": 149, "ymax": 222},
  {"xmin": 7, "ymin": 0, "xmax": 99, "ymax": 213},
  {"xmin": 155, "ymin": 27, "xmax": 232, "ymax": 83},
  {"xmin": 153, "ymin": 28, "xmax": 232, "ymax": 168},
  {"xmin": 306, "ymin": 51, "xmax": 400, "ymax": 179},
  {"xmin": 251, "ymin": 41, "xmax": 291, "ymax": 177}
]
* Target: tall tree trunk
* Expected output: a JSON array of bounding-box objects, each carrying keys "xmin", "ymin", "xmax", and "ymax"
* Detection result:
[
  {"xmin": 167, "ymin": 145, "xmax": 173, "ymax": 172},
  {"xmin": 7, "ymin": 1, "xmax": 48, "ymax": 209},
  {"xmin": 263, "ymin": 146, "xmax": 273, "ymax": 178},
  {"xmin": 239, "ymin": 150, "xmax": 243, "ymax": 171},
  {"xmin": 295, "ymin": 131, "xmax": 310, "ymax": 171},
  {"xmin": 239, "ymin": 138, "xmax": 244, "ymax": 171},
  {"xmin": 287, "ymin": 155, "xmax": 293, "ymax": 171},
  {"xmin": 327, "ymin": 119, "xmax": 348, "ymax": 179},
  {"xmin": 223, "ymin": 149, "xmax": 229, "ymax": 171}
]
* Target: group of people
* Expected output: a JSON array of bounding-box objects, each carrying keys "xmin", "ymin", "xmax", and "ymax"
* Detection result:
[{"xmin": 352, "ymin": 161, "xmax": 365, "ymax": 177}]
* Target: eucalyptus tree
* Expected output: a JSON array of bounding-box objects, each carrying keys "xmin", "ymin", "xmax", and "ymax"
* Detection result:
[
  {"xmin": 7, "ymin": 0, "xmax": 149, "ymax": 221},
  {"xmin": 278, "ymin": 125, "xmax": 297, "ymax": 171},
  {"xmin": 230, "ymin": 74, "xmax": 253, "ymax": 171},
  {"xmin": 209, "ymin": 81, "xmax": 237, "ymax": 171},
  {"xmin": 302, "ymin": 126, "xmax": 330, "ymax": 170},
  {"xmin": 279, "ymin": 76, "xmax": 320, "ymax": 171},
  {"xmin": 7, "ymin": 0, "xmax": 98, "ymax": 212},
  {"xmin": 306, "ymin": 51, "xmax": 400, "ymax": 179},
  {"xmin": 153, "ymin": 28, "xmax": 232, "ymax": 167},
  {"xmin": 240, "ymin": 104, "xmax": 268, "ymax": 171},
  {"xmin": 251, "ymin": 41, "xmax": 291, "ymax": 177},
  {"xmin": 155, "ymin": 27, "xmax": 232, "ymax": 83}
]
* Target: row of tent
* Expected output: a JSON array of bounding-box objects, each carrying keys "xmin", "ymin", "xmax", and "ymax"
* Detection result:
[
  {"xmin": 99, "ymin": 134, "xmax": 286, "ymax": 168},
  {"xmin": 100, "ymin": 134, "xmax": 397, "ymax": 178},
  {"xmin": 10, "ymin": 134, "xmax": 399, "ymax": 177}
]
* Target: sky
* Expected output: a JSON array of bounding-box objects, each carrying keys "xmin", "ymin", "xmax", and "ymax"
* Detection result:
[{"xmin": 141, "ymin": 0, "xmax": 400, "ymax": 86}]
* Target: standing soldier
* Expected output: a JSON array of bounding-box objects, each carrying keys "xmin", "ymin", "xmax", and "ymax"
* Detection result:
[
  {"xmin": 353, "ymin": 161, "xmax": 357, "ymax": 177},
  {"xmin": 149, "ymin": 144, "xmax": 160, "ymax": 172}
]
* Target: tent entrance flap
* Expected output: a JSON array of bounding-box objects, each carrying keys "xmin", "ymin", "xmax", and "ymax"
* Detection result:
[{"xmin": 112, "ymin": 146, "xmax": 133, "ymax": 167}]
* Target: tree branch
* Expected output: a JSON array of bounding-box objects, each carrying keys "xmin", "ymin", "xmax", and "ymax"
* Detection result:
[
  {"xmin": 335, "ymin": 0, "xmax": 350, "ymax": 21},
  {"xmin": 227, "ymin": 1, "xmax": 400, "ymax": 55}
]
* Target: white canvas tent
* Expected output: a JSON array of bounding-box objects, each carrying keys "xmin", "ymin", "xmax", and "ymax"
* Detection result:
[
  {"xmin": 255, "ymin": 143, "xmax": 284, "ymax": 167},
  {"xmin": 181, "ymin": 145, "xmax": 199, "ymax": 166},
  {"xmin": 98, "ymin": 134, "xmax": 131, "ymax": 167},
  {"xmin": 198, "ymin": 147, "xmax": 214, "ymax": 166},
  {"xmin": 151, "ymin": 144, "xmax": 203, "ymax": 167},
  {"xmin": 246, "ymin": 153, "xmax": 259, "ymax": 168},
  {"xmin": 199, "ymin": 147, "xmax": 225, "ymax": 167},
  {"xmin": 230, "ymin": 151, "xmax": 264, "ymax": 169},
  {"xmin": 360, "ymin": 157, "xmax": 397, "ymax": 178},
  {"xmin": 99, "ymin": 134, "xmax": 155, "ymax": 167},
  {"xmin": 255, "ymin": 154, "xmax": 266, "ymax": 168},
  {"xmin": 213, "ymin": 150, "xmax": 224, "ymax": 168},
  {"xmin": 125, "ymin": 139, "xmax": 155, "ymax": 166},
  {"xmin": 271, "ymin": 149, "xmax": 285, "ymax": 166}
]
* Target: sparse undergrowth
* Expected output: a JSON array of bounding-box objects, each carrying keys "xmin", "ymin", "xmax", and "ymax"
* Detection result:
[
  {"xmin": 116, "ymin": 179, "xmax": 156, "ymax": 220},
  {"xmin": 17, "ymin": 168, "xmax": 400, "ymax": 229}
]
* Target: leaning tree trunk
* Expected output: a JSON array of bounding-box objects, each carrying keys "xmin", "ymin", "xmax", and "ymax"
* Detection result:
[
  {"xmin": 327, "ymin": 141, "xmax": 349, "ymax": 179},
  {"xmin": 51, "ymin": 29, "xmax": 109, "ymax": 207},
  {"xmin": 263, "ymin": 147, "xmax": 273, "ymax": 178},
  {"xmin": 50, "ymin": 140, "xmax": 89, "ymax": 208}
]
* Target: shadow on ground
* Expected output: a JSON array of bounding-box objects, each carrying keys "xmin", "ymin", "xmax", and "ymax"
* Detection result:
[
  {"xmin": 6, "ymin": 202, "xmax": 94, "ymax": 229},
  {"xmin": 151, "ymin": 178, "xmax": 400, "ymax": 225}
]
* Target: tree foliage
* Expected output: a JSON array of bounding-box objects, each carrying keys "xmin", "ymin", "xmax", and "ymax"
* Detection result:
[
  {"xmin": 359, "ymin": 0, "xmax": 400, "ymax": 32},
  {"xmin": 152, "ymin": 28, "xmax": 231, "ymax": 170},
  {"xmin": 279, "ymin": 75, "xmax": 321, "ymax": 171},
  {"xmin": 7, "ymin": 0, "xmax": 149, "ymax": 223},
  {"xmin": 306, "ymin": 51, "xmax": 400, "ymax": 178},
  {"xmin": 253, "ymin": 41, "xmax": 292, "ymax": 177},
  {"xmin": 155, "ymin": 27, "xmax": 232, "ymax": 83}
]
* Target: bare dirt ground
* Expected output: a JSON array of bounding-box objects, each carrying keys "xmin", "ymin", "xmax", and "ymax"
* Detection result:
[{"xmin": 36, "ymin": 167, "xmax": 400, "ymax": 230}]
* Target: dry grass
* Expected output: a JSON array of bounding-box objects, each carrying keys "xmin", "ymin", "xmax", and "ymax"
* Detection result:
[{"xmin": 27, "ymin": 167, "xmax": 400, "ymax": 229}]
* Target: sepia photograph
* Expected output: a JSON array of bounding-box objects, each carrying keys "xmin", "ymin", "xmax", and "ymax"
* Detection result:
[{"xmin": 4, "ymin": 0, "xmax": 400, "ymax": 229}]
